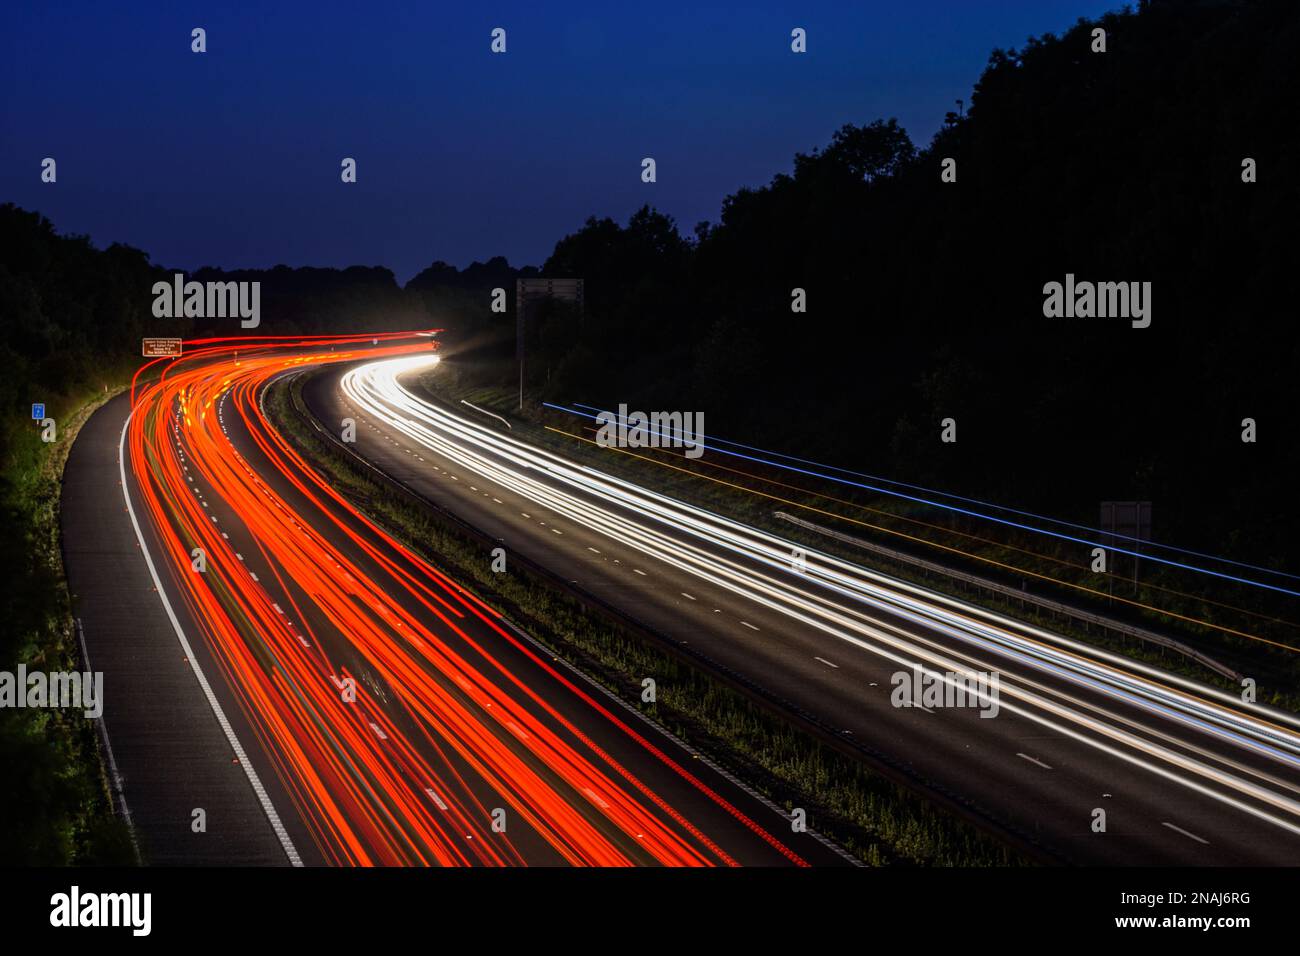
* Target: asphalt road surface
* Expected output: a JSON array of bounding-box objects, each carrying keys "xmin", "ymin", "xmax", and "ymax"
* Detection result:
[
  {"xmin": 64, "ymin": 335, "xmax": 848, "ymax": 866},
  {"xmin": 305, "ymin": 352, "xmax": 1300, "ymax": 866}
]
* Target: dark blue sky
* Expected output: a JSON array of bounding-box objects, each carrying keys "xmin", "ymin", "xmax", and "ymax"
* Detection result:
[{"xmin": 2, "ymin": 1, "xmax": 1118, "ymax": 282}]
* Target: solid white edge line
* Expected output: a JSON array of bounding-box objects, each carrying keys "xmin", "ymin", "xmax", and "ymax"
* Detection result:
[
  {"xmin": 460, "ymin": 398, "xmax": 512, "ymax": 429},
  {"xmin": 494, "ymin": 616, "xmax": 862, "ymax": 866},
  {"xmin": 1162, "ymin": 821, "xmax": 1209, "ymax": 844},
  {"xmin": 118, "ymin": 410, "xmax": 303, "ymax": 867},
  {"xmin": 75, "ymin": 616, "xmax": 142, "ymax": 864},
  {"xmin": 1016, "ymin": 752, "xmax": 1053, "ymax": 771}
]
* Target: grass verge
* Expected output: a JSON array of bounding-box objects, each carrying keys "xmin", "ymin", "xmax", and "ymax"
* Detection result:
[
  {"xmin": 2, "ymin": 386, "xmax": 136, "ymax": 864},
  {"xmin": 267, "ymin": 369, "xmax": 1032, "ymax": 867},
  {"xmin": 423, "ymin": 374, "xmax": 1300, "ymax": 712}
]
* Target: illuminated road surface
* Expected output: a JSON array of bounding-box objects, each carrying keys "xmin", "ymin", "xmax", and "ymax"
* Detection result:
[
  {"xmin": 121, "ymin": 334, "xmax": 845, "ymax": 866},
  {"xmin": 328, "ymin": 353, "xmax": 1300, "ymax": 865}
]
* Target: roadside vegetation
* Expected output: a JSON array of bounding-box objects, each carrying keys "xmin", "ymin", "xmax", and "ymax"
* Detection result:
[
  {"xmin": 0, "ymin": 206, "xmax": 151, "ymax": 862},
  {"xmin": 413, "ymin": 2, "xmax": 1300, "ymax": 707},
  {"xmin": 9, "ymin": 0, "xmax": 1296, "ymax": 863},
  {"xmin": 412, "ymin": 373, "xmax": 1300, "ymax": 715},
  {"xmin": 268, "ymin": 370, "xmax": 1031, "ymax": 866}
]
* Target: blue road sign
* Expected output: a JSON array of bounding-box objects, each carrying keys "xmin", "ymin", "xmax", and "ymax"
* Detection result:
[{"xmin": 31, "ymin": 403, "xmax": 45, "ymax": 420}]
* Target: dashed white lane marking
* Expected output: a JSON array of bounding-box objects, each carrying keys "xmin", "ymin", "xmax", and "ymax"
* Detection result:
[
  {"xmin": 520, "ymin": 513, "xmax": 531, "ymax": 519},
  {"xmin": 680, "ymin": 592, "xmax": 696, "ymax": 601},
  {"xmin": 492, "ymin": 498, "xmax": 502, "ymax": 504},
  {"xmin": 1162, "ymin": 821, "xmax": 1209, "ymax": 844},
  {"xmin": 117, "ymin": 413, "xmax": 301, "ymax": 867},
  {"xmin": 424, "ymin": 789, "xmax": 448, "ymax": 811},
  {"xmin": 814, "ymin": 657, "xmax": 839, "ymax": 669},
  {"xmin": 582, "ymin": 788, "xmax": 610, "ymax": 810},
  {"xmin": 633, "ymin": 568, "xmax": 646, "ymax": 576},
  {"xmin": 740, "ymin": 621, "xmax": 760, "ymax": 631},
  {"xmin": 551, "ymin": 528, "xmax": 563, "ymax": 535},
  {"xmin": 588, "ymin": 547, "xmax": 601, "ymax": 554},
  {"xmin": 369, "ymin": 722, "xmax": 388, "ymax": 740},
  {"xmin": 1017, "ymin": 753, "xmax": 1053, "ymax": 770}
]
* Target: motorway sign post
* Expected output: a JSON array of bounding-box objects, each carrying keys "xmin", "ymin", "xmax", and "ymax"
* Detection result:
[
  {"xmin": 142, "ymin": 337, "xmax": 183, "ymax": 358},
  {"xmin": 1100, "ymin": 500, "xmax": 1152, "ymax": 593},
  {"xmin": 31, "ymin": 403, "xmax": 45, "ymax": 420},
  {"xmin": 515, "ymin": 278, "xmax": 583, "ymax": 410}
]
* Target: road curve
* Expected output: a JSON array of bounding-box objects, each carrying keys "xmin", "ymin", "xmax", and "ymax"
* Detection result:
[
  {"xmin": 307, "ymin": 353, "xmax": 1300, "ymax": 866},
  {"xmin": 67, "ymin": 333, "xmax": 847, "ymax": 866}
]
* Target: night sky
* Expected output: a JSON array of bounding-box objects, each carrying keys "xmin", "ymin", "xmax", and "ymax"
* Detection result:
[{"xmin": 2, "ymin": 1, "xmax": 1119, "ymax": 281}]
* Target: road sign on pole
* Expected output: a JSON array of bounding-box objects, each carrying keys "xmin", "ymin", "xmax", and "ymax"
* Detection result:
[
  {"xmin": 142, "ymin": 337, "xmax": 183, "ymax": 358},
  {"xmin": 31, "ymin": 403, "xmax": 45, "ymax": 420},
  {"xmin": 1100, "ymin": 500, "xmax": 1152, "ymax": 592},
  {"xmin": 515, "ymin": 278, "xmax": 583, "ymax": 410}
]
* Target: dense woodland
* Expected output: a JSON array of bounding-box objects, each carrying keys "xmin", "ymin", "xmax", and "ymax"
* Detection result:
[
  {"xmin": 2, "ymin": 0, "xmax": 1298, "ymax": 860},
  {"xmin": 519, "ymin": 0, "xmax": 1300, "ymax": 571}
]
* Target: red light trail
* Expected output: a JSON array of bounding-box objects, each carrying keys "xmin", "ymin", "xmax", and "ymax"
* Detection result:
[{"xmin": 125, "ymin": 332, "xmax": 808, "ymax": 867}]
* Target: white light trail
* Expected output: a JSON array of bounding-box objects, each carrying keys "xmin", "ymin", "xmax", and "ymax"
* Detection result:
[{"xmin": 340, "ymin": 355, "xmax": 1300, "ymax": 837}]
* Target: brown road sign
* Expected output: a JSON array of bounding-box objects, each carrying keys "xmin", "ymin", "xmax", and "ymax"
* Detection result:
[{"xmin": 142, "ymin": 337, "xmax": 183, "ymax": 357}]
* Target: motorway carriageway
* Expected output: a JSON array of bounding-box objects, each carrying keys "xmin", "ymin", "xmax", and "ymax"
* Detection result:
[
  {"xmin": 312, "ymin": 352, "xmax": 1300, "ymax": 866},
  {"xmin": 115, "ymin": 333, "xmax": 847, "ymax": 866}
]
